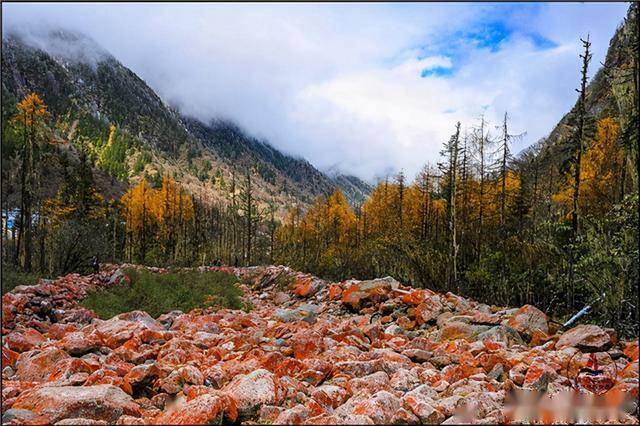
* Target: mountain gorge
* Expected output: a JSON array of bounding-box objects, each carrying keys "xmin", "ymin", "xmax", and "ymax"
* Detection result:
[{"xmin": 1, "ymin": 29, "xmax": 372, "ymax": 216}]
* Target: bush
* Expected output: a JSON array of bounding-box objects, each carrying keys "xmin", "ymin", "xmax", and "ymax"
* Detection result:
[{"xmin": 81, "ymin": 268, "xmax": 247, "ymax": 319}]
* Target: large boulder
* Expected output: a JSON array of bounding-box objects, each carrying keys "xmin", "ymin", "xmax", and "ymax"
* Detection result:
[
  {"xmin": 477, "ymin": 325, "xmax": 524, "ymax": 347},
  {"xmin": 95, "ymin": 311, "xmax": 163, "ymax": 349},
  {"xmin": 224, "ymin": 369, "xmax": 279, "ymax": 418},
  {"xmin": 556, "ymin": 324, "xmax": 612, "ymax": 352},
  {"xmin": 415, "ymin": 296, "xmax": 444, "ymax": 325},
  {"xmin": 344, "ymin": 390, "xmax": 402, "ymax": 424},
  {"xmin": 341, "ymin": 277, "xmax": 399, "ymax": 310},
  {"xmin": 11, "ymin": 385, "xmax": 140, "ymax": 423},
  {"xmin": 506, "ymin": 305, "xmax": 549, "ymax": 336},
  {"xmin": 3, "ymin": 329, "xmax": 46, "ymax": 353},
  {"xmin": 15, "ymin": 348, "xmax": 70, "ymax": 382},
  {"xmin": 402, "ymin": 385, "xmax": 444, "ymax": 424},
  {"xmin": 59, "ymin": 330, "xmax": 101, "ymax": 356},
  {"xmin": 155, "ymin": 392, "xmax": 237, "ymax": 424}
]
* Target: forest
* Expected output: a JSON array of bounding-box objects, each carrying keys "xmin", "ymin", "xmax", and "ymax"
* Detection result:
[{"xmin": 1, "ymin": 4, "xmax": 638, "ymax": 335}]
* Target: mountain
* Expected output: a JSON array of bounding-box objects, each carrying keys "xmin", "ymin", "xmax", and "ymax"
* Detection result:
[
  {"xmin": 529, "ymin": 4, "xmax": 637, "ymax": 170},
  {"xmin": 325, "ymin": 171, "xmax": 373, "ymax": 206},
  {"xmin": 1, "ymin": 29, "xmax": 371, "ymax": 215}
]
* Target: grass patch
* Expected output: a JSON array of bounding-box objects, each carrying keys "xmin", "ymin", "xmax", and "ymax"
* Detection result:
[
  {"xmin": 1, "ymin": 265, "xmax": 43, "ymax": 295},
  {"xmin": 81, "ymin": 268, "xmax": 247, "ymax": 319}
]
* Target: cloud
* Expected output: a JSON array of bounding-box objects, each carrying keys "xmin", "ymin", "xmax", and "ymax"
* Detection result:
[{"xmin": 2, "ymin": 2, "xmax": 628, "ymax": 181}]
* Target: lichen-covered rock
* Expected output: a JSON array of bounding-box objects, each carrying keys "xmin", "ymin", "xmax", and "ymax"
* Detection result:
[
  {"xmin": 15, "ymin": 348, "xmax": 70, "ymax": 382},
  {"xmin": 11, "ymin": 385, "xmax": 140, "ymax": 423},
  {"xmin": 224, "ymin": 369, "xmax": 278, "ymax": 418},
  {"xmin": 507, "ymin": 304, "xmax": 549, "ymax": 336},
  {"xmin": 556, "ymin": 324, "xmax": 612, "ymax": 352},
  {"xmin": 155, "ymin": 392, "xmax": 237, "ymax": 424}
]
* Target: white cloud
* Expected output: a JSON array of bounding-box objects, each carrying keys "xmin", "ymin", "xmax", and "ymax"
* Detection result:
[{"xmin": 2, "ymin": 2, "xmax": 628, "ymax": 181}]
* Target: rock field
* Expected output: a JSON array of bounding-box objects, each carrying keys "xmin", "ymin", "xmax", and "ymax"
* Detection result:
[{"xmin": 1, "ymin": 265, "xmax": 638, "ymax": 424}]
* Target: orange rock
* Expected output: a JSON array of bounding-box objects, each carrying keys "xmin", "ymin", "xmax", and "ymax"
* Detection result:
[
  {"xmin": 159, "ymin": 365, "xmax": 205, "ymax": 394},
  {"xmin": 6, "ymin": 329, "xmax": 46, "ymax": 353},
  {"xmin": 59, "ymin": 330, "xmax": 101, "ymax": 356},
  {"xmin": 274, "ymin": 404, "xmax": 309, "ymax": 424},
  {"xmin": 123, "ymin": 363, "xmax": 158, "ymax": 394},
  {"xmin": 328, "ymin": 284, "xmax": 343, "ymax": 300},
  {"xmin": 352, "ymin": 390, "xmax": 402, "ymax": 424},
  {"xmin": 439, "ymin": 322, "xmax": 472, "ymax": 341},
  {"xmin": 623, "ymin": 341, "xmax": 639, "ymax": 361},
  {"xmin": 619, "ymin": 360, "xmax": 639, "ymax": 379},
  {"xmin": 12, "ymin": 384, "xmax": 141, "ymax": 424},
  {"xmin": 556, "ymin": 324, "xmax": 612, "ymax": 352},
  {"xmin": 2, "ymin": 347, "xmax": 20, "ymax": 369},
  {"xmin": 478, "ymin": 352, "xmax": 509, "ymax": 374},
  {"xmin": 306, "ymin": 398, "xmax": 327, "ymax": 417},
  {"xmin": 341, "ymin": 285, "xmax": 365, "ymax": 310},
  {"xmin": 529, "ymin": 329, "xmax": 552, "ymax": 347},
  {"xmin": 47, "ymin": 357, "xmax": 98, "ymax": 382},
  {"xmin": 291, "ymin": 330, "xmax": 323, "ymax": 360},
  {"xmin": 396, "ymin": 316, "xmax": 416, "ymax": 330},
  {"xmin": 415, "ymin": 297, "xmax": 444, "ymax": 325},
  {"xmin": 2, "ymin": 303, "xmax": 15, "ymax": 327},
  {"xmin": 85, "ymin": 369, "xmax": 130, "ymax": 394},
  {"xmin": 470, "ymin": 311, "xmax": 501, "ymax": 325},
  {"xmin": 292, "ymin": 278, "xmax": 313, "ymax": 297},
  {"xmin": 224, "ymin": 369, "xmax": 279, "ymax": 418},
  {"xmin": 47, "ymin": 323, "xmax": 79, "ymax": 340},
  {"xmin": 401, "ymin": 290, "xmax": 428, "ymax": 306},
  {"xmin": 576, "ymin": 372, "xmax": 615, "ymax": 394},
  {"xmin": 16, "ymin": 348, "xmax": 70, "ymax": 382},
  {"xmin": 311, "ymin": 385, "xmax": 347, "ymax": 410},
  {"xmin": 403, "ymin": 391, "xmax": 444, "ymax": 424},
  {"xmin": 348, "ymin": 371, "xmax": 390, "ymax": 396},
  {"xmin": 523, "ymin": 361, "xmax": 557, "ymax": 390},
  {"xmin": 507, "ymin": 304, "xmax": 549, "ymax": 336}
]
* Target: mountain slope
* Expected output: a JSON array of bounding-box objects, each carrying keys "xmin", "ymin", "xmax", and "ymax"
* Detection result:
[
  {"xmin": 1, "ymin": 29, "xmax": 371, "ymax": 214},
  {"xmin": 530, "ymin": 4, "xmax": 638, "ymax": 170}
]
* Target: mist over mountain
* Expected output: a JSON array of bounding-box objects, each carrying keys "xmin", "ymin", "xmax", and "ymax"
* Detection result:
[{"xmin": 2, "ymin": 28, "xmax": 372, "ymax": 213}]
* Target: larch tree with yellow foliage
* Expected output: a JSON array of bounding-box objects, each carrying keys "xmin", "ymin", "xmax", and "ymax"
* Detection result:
[{"xmin": 13, "ymin": 93, "xmax": 49, "ymax": 272}]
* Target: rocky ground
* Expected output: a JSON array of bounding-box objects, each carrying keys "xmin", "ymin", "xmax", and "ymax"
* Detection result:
[{"xmin": 1, "ymin": 265, "xmax": 638, "ymax": 425}]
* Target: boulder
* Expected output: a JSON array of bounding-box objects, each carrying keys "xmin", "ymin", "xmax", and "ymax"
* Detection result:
[
  {"xmin": 556, "ymin": 324, "xmax": 612, "ymax": 352},
  {"xmin": 224, "ymin": 369, "xmax": 278, "ymax": 418},
  {"xmin": 95, "ymin": 311, "xmax": 163, "ymax": 349},
  {"xmin": 477, "ymin": 325, "xmax": 524, "ymax": 347},
  {"xmin": 274, "ymin": 404, "xmax": 310, "ymax": 425},
  {"xmin": 415, "ymin": 297, "xmax": 444, "ymax": 325},
  {"xmin": 349, "ymin": 390, "xmax": 402, "ymax": 424},
  {"xmin": 4, "ymin": 329, "xmax": 46, "ymax": 352},
  {"xmin": 55, "ymin": 419, "xmax": 108, "ymax": 425},
  {"xmin": 1, "ymin": 408, "xmax": 38, "ymax": 424},
  {"xmin": 155, "ymin": 392, "xmax": 237, "ymax": 424},
  {"xmin": 341, "ymin": 277, "xmax": 399, "ymax": 310},
  {"xmin": 311, "ymin": 385, "xmax": 348, "ymax": 409},
  {"xmin": 11, "ymin": 385, "xmax": 140, "ymax": 423},
  {"xmin": 15, "ymin": 348, "xmax": 70, "ymax": 382},
  {"xmin": 506, "ymin": 305, "xmax": 549, "ymax": 336},
  {"xmin": 59, "ymin": 331, "xmax": 101, "ymax": 356}
]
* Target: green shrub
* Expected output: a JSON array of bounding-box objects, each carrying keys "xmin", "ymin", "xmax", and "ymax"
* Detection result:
[{"xmin": 81, "ymin": 268, "xmax": 247, "ymax": 319}]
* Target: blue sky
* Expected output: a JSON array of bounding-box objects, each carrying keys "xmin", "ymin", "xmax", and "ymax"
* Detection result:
[{"xmin": 2, "ymin": 2, "xmax": 630, "ymax": 181}]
